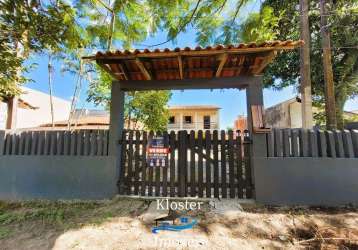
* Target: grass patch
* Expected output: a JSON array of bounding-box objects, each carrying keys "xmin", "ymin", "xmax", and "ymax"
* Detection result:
[{"xmin": 0, "ymin": 227, "xmax": 11, "ymax": 239}]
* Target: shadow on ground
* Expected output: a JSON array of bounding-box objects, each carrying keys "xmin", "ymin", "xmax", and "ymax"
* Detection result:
[{"xmin": 0, "ymin": 198, "xmax": 357, "ymax": 250}]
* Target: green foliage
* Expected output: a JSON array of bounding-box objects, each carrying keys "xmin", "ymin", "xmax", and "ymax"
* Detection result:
[
  {"xmin": 127, "ymin": 91, "xmax": 172, "ymax": 131},
  {"xmin": 240, "ymin": 6, "xmax": 282, "ymax": 43},
  {"xmin": 0, "ymin": 0, "xmax": 84, "ymax": 98},
  {"xmin": 260, "ymin": 0, "xmax": 358, "ymax": 128}
]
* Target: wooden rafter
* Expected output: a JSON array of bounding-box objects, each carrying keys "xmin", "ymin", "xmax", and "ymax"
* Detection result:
[
  {"xmin": 251, "ymin": 51, "xmax": 277, "ymax": 75},
  {"xmin": 177, "ymin": 56, "xmax": 183, "ymax": 79},
  {"xmin": 215, "ymin": 53, "xmax": 228, "ymax": 77},
  {"xmin": 117, "ymin": 63, "xmax": 129, "ymax": 80},
  {"xmin": 97, "ymin": 62, "xmax": 120, "ymax": 80},
  {"xmin": 135, "ymin": 58, "xmax": 151, "ymax": 80}
]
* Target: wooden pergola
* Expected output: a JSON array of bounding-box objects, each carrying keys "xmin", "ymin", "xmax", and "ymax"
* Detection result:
[{"xmin": 85, "ymin": 40, "xmax": 302, "ymax": 192}]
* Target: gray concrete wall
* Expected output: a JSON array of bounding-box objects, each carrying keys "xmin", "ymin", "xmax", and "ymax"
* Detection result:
[
  {"xmin": 0, "ymin": 156, "xmax": 117, "ymax": 200},
  {"xmin": 254, "ymin": 157, "xmax": 358, "ymax": 206}
]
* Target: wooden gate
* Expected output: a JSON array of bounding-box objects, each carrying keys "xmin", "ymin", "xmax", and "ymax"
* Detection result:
[{"xmin": 118, "ymin": 130, "xmax": 253, "ymax": 198}]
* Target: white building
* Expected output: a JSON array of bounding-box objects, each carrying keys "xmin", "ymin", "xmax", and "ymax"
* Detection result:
[
  {"xmin": 167, "ymin": 105, "xmax": 220, "ymax": 132},
  {"xmin": 0, "ymin": 87, "xmax": 71, "ymax": 130}
]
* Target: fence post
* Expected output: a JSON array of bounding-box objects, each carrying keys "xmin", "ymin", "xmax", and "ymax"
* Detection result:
[{"xmin": 0, "ymin": 130, "xmax": 5, "ymax": 156}]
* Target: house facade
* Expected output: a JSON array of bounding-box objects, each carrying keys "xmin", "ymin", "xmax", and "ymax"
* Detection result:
[
  {"xmin": 0, "ymin": 87, "xmax": 71, "ymax": 130},
  {"xmin": 167, "ymin": 105, "xmax": 220, "ymax": 132}
]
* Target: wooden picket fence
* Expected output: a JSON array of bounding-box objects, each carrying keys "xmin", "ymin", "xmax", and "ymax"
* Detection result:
[
  {"xmin": 267, "ymin": 128, "xmax": 358, "ymax": 158},
  {"xmin": 119, "ymin": 130, "xmax": 253, "ymax": 199},
  {"xmin": 0, "ymin": 130, "xmax": 109, "ymax": 156}
]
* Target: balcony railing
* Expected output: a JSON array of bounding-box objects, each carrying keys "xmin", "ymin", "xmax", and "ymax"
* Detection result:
[{"xmin": 167, "ymin": 122, "xmax": 219, "ymax": 130}]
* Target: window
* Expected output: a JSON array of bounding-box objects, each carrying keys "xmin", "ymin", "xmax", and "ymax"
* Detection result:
[
  {"xmin": 168, "ymin": 116, "xmax": 175, "ymax": 124},
  {"xmin": 184, "ymin": 116, "xmax": 192, "ymax": 124},
  {"xmin": 203, "ymin": 116, "xmax": 210, "ymax": 129}
]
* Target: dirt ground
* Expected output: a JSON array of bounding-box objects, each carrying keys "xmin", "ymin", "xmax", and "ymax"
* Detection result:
[{"xmin": 0, "ymin": 198, "xmax": 357, "ymax": 250}]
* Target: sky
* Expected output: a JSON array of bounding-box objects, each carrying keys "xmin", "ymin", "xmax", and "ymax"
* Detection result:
[{"xmin": 25, "ymin": 0, "xmax": 358, "ymax": 129}]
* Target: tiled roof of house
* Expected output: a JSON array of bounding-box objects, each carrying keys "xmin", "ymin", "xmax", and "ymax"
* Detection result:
[{"xmin": 84, "ymin": 40, "xmax": 303, "ymax": 81}]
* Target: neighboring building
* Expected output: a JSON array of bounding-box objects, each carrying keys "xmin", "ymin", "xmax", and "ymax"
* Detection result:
[
  {"xmin": 235, "ymin": 97, "xmax": 358, "ymax": 129},
  {"xmin": 233, "ymin": 115, "xmax": 247, "ymax": 131},
  {"xmin": 40, "ymin": 109, "xmax": 143, "ymax": 130},
  {"xmin": 167, "ymin": 105, "xmax": 220, "ymax": 132},
  {"xmin": 265, "ymin": 97, "xmax": 303, "ymax": 128},
  {"xmin": 0, "ymin": 87, "xmax": 71, "ymax": 130}
]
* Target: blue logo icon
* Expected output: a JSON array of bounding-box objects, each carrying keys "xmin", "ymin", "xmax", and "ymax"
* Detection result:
[{"xmin": 152, "ymin": 216, "xmax": 198, "ymax": 234}]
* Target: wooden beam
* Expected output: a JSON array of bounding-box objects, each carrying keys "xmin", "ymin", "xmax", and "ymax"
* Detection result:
[
  {"xmin": 178, "ymin": 56, "xmax": 183, "ymax": 79},
  {"xmin": 117, "ymin": 63, "xmax": 129, "ymax": 80},
  {"xmin": 135, "ymin": 58, "xmax": 151, "ymax": 80},
  {"xmin": 115, "ymin": 76, "xmax": 261, "ymax": 91},
  {"xmin": 215, "ymin": 53, "xmax": 228, "ymax": 77},
  {"xmin": 251, "ymin": 51, "xmax": 277, "ymax": 75},
  {"xmin": 97, "ymin": 61, "xmax": 121, "ymax": 80}
]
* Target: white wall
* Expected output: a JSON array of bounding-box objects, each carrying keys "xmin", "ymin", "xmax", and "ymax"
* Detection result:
[{"xmin": 0, "ymin": 87, "xmax": 71, "ymax": 129}]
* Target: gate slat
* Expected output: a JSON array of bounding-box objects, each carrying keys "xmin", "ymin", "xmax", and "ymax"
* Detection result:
[
  {"xmin": 266, "ymin": 131, "xmax": 274, "ymax": 157},
  {"xmin": 103, "ymin": 130, "xmax": 109, "ymax": 155},
  {"xmin": 5, "ymin": 133, "xmax": 11, "ymax": 155},
  {"xmin": 24, "ymin": 131, "xmax": 31, "ymax": 155},
  {"xmin": 10, "ymin": 132, "xmax": 17, "ymax": 155},
  {"xmin": 334, "ymin": 130, "xmax": 345, "ymax": 158},
  {"xmin": 118, "ymin": 130, "xmax": 128, "ymax": 194},
  {"xmin": 127, "ymin": 130, "xmax": 134, "ymax": 195},
  {"xmin": 37, "ymin": 131, "xmax": 48, "ymax": 155},
  {"xmin": 308, "ymin": 130, "xmax": 318, "ymax": 157},
  {"xmin": 31, "ymin": 131, "xmax": 38, "ymax": 155},
  {"xmin": 83, "ymin": 130, "xmax": 90, "ymax": 156},
  {"xmin": 178, "ymin": 130, "xmax": 188, "ymax": 197},
  {"xmin": 57, "ymin": 131, "xmax": 64, "ymax": 155},
  {"xmin": 43, "ymin": 131, "xmax": 50, "ymax": 155},
  {"xmin": 282, "ymin": 129, "xmax": 291, "ymax": 157},
  {"xmin": 90, "ymin": 131, "xmax": 97, "ymax": 156},
  {"xmin": 134, "ymin": 131, "xmax": 141, "ymax": 195},
  {"xmin": 299, "ymin": 129, "xmax": 309, "ymax": 157},
  {"xmin": 205, "ymin": 130, "xmax": 211, "ymax": 198},
  {"xmin": 169, "ymin": 131, "xmax": 176, "ymax": 197},
  {"xmin": 326, "ymin": 130, "xmax": 336, "ymax": 158},
  {"xmin": 291, "ymin": 129, "xmax": 299, "ymax": 157},
  {"xmin": 19, "ymin": 132, "xmax": 26, "ymax": 155},
  {"xmin": 147, "ymin": 131, "xmax": 154, "ymax": 196},
  {"xmin": 236, "ymin": 130, "xmax": 244, "ymax": 198},
  {"xmin": 0, "ymin": 131, "xmax": 5, "ymax": 156},
  {"xmin": 140, "ymin": 131, "xmax": 148, "ymax": 196},
  {"xmin": 63, "ymin": 131, "xmax": 70, "ymax": 156},
  {"xmin": 162, "ymin": 131, "xmax": 169, "ymax": 197},
  {"xmin": 317, "ymin": 130, "xmax": 327, "ymax": 157},
  {"xmin": 228, "ymin": 130, "xmax": 235, "ymax": 198},
  {"xmin": 97, "ymin": 130, "xmax": 104, "ymax": 156},
  {"xmin": 350, "ymin": 130, "xmax": 358, "ymax": 158},
  {"xmin": 155, "ymin": 131, "xmax": 162, "ymax": 196},
  {"xmin": 189, "ymin": 131, "xmax": 196, "ymax": 197},
  {"xmin": 50, "ymin": 131, "xmax": 57, "ymax": 155},
  {"xmin": 213, "ymin": 130, "xmax": 219, "ymax": 198},
  {"xmin": 197, "ymin": 130, "xmax": 204, "ymax": 198},
  {"xmin": 76, "ymin": 131, "xmax": 83, "ymax": 156},
  {"xmin": 70, "ymin": 131, "xmax": 77, "ymax": 156},
  {"xmin": 342, "ymin": 130, "xmax": 354, "ymax": 158},
  {"xmin": 244, "ymin": 130, "xmax": 253, "ymax": 198},
  {"xmin": 220, "ymin": 130, "xmax": 227, "ymax": 198},
  {"xmin": 274, "ymin": 129, "xmax": 282, "ymax": 157}
]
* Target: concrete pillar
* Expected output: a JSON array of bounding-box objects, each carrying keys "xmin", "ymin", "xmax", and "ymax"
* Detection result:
[
  {"xmin": 108, "ymin": 81, "xmax": 125, "ymax": 191},
  {"xmin": 246, "ymin": 77, "xmax": 267, "ymax": 198}
]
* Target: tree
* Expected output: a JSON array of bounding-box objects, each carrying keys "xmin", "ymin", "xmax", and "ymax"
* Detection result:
[
  {"xmin": 0, "ymin": 0, "xmax": 83, "ymax": 99},
  {"xmin": 82, "ymin": 0, "xmax": 252, "ymax": 130},
  {"xmin": 248, "ymin": 0, "xmax": 358, "ymax": 129}
]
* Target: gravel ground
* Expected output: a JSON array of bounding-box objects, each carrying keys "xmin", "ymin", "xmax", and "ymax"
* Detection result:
[{"xmin": 0, "ymin": 198, "xmax": 357, "ymax": 250}]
